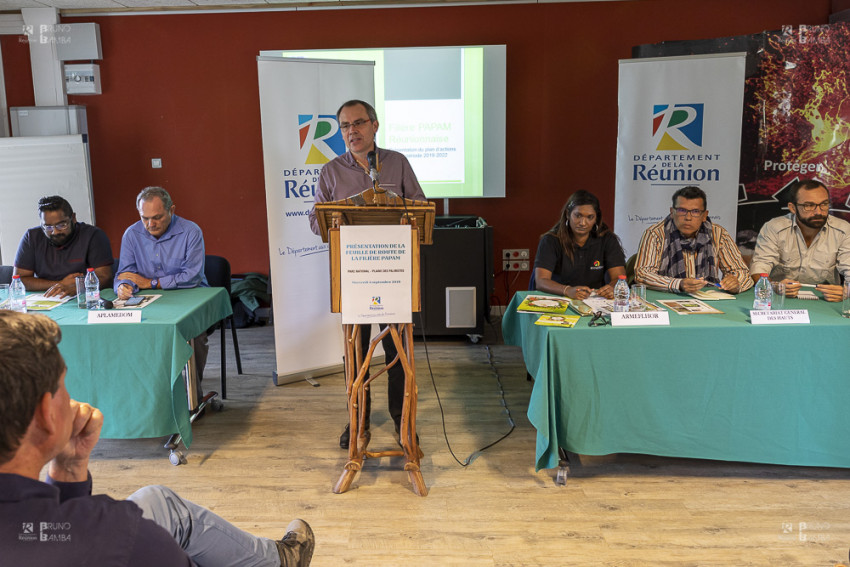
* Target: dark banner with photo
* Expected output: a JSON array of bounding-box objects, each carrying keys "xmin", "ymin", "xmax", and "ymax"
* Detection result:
[{"xmin": 634, "ymin": 22, "xmax": 850, "ymax": 258}]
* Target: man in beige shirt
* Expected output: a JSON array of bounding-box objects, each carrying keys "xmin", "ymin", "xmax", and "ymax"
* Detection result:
[{"xmin": 750, "ymin": 179, "xmax": 850, "ymax": 301}]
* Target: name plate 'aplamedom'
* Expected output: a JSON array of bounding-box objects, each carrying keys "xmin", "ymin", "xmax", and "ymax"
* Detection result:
[{"xmin": 88, "ymin": 310, "xmax": 141, "ymax": 324}]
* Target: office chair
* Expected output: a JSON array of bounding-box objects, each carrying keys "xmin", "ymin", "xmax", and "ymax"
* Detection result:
[
  {"xmin": 204, "ymin": 255, "xmax": 243, "ymax": 399},
  {"xmin": 625, "ymin": 254, "xmax": 637, "ymax": 285},
  {"xmin": 0, "ymin": 265, "xmax": 13, "ymax": 285}
]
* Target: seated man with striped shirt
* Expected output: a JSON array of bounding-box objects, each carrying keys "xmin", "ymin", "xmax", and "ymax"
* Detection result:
[{"xmin": 634, "ymin": 186, "xmax": 753, "ymax": 294}]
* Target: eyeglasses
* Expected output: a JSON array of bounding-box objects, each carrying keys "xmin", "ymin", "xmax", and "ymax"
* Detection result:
[
  {"xmin": 588, "ymin": 311, "xmax": 610, "ymax": 327},
  {"xmin": 795, "ymin": 201, "xmax": 830, "ymax": 212},
  {"xmin": 673, "ymin": 207, "xmax": 705, "ymax": 218},
  {"xmin": 339, "ymin": 118, "xmax": 372, "ymax": 131},
  {"xmin": 41, "ymin": 220, "xmax": 71, "ymax": 233}
]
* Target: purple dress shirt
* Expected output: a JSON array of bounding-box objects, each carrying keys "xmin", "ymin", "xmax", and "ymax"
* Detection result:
[{"xmin": 309, "ymin": 147, "xmax": 425, "ymax": 235}]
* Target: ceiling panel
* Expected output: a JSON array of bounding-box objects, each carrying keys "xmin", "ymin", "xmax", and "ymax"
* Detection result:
[{"xmin": 1, "ymin": 0, "xmax": 567, "ymax": 15}]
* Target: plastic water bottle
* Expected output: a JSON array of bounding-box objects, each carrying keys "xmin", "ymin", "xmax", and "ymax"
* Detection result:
[
  {"xmin": 613, "ymin": 275, "xmax": 630, "ymax": 312},
  {"xmin": 85, "ymin": 267, "xmax": 100, "ymax": 309},
  {"xmin": 9, "ymin": 274, "xmax": 27, "ymax": 313},
  {"xmin": 753, "ymin": 273, "xmax": 772, "ymax": 310}
]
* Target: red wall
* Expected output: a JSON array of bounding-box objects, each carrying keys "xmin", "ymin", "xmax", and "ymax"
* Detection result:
[
  {"xmin": 3, "ymin": 0, "xmax": 830, "ymax": 303},
  {"xmin": 2, "ymin": 35, "xmax": 34, "ymax": 107}
]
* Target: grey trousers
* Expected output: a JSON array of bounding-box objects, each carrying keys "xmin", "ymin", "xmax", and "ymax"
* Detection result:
[{"xmin": 129, "ymin": 485, "xmax": 280, "ymax": 567}]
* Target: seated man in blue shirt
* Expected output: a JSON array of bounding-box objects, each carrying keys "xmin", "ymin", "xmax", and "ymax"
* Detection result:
[
  {"xmin": 114, "ymin": 186, "xmax": 211, "ymax": 390},
  {"xmin": 14, "ymin": 195, "xmax": 113, "ymax": 298},
  {"xmin": 114, "ymin": 186, "xmax": 207, "ymax": 297},
  {"xmin": 0, "ymin": 311, "xmax": 314, "ymax": 567}
]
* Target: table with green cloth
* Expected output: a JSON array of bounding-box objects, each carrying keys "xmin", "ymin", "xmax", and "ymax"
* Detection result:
[
  {"xmin": 503, "ymin": 289, "xmax": 850, "ymax": 471},
  {"xmin": 43, "ymin": 287, "xmax": 232, "ymax": 446}
]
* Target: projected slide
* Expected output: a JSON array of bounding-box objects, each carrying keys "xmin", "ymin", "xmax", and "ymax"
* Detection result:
[
  {"xmin": 266, "ymin": 45, "xmax": 505, "ymax": 199},
  {"xmin": 382, "ymin": 48, "xmax": 468, "ymax": 190},
  {"xmin": 385, "ymin": 99, "xmax": 465, "ymax": 185}
]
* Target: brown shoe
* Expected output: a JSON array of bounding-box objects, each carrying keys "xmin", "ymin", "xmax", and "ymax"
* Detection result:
[{"xmin": 276, "ymin": 519, "xmax": 314, "ymax": 567}]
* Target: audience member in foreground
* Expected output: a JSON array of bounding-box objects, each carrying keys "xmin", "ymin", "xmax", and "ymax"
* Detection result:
[{"xmin": 0, "ymin": 311, "xmax": 314, "ymax": 567}]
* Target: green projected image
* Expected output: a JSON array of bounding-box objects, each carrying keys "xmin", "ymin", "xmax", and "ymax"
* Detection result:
[{"xmin": 268, "ymin": 45, "xmax": 506, "ymax": 199}]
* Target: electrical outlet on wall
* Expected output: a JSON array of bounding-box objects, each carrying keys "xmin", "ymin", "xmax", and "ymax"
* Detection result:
[{"xmin": 502, "ymin": 248, "xmax": 530, "ymax": 271}]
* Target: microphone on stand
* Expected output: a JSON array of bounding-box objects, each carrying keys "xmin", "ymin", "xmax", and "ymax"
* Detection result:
[{"xmin": 367, "ymin": 151, "xmax": 379, "ymax": 185}]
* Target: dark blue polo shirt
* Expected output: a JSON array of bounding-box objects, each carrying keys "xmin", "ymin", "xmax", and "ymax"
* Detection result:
[
  {"xmin": 0, "ymin": 473, "xmax": 193, "ymax": 567},
  {"xmin": 14, "ymin": 222, "xmax": 113, "ymax": 282}
]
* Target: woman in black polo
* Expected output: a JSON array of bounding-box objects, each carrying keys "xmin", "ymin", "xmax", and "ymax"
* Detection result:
[{"xmin": 533, "ymin": 190, "xmax": 626, "ymax": 300}]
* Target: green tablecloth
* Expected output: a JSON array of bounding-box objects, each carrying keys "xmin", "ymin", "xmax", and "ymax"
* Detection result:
[
  {"xmin": 44, "ymin": 287, "xmax": 232, "ymax": 446},
  {"xmin": 503, "ymin": 290, "xmax": 850, "ymax": 471}
]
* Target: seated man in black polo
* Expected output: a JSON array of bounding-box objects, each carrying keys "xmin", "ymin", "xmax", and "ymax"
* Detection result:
[{"xmin": 13, "ymin": 196, "xmax": 113, "ymax": 298}]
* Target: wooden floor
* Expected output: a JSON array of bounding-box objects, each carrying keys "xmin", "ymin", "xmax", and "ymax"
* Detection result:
[{"xmin": 86, "ymin": 319, "xmax": 850, "ymax": 566}]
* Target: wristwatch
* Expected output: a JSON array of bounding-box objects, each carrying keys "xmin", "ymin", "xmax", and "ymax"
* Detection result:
[{"xmin": 150, "ymin": 278, "xmax": 158, "ymax": 289}]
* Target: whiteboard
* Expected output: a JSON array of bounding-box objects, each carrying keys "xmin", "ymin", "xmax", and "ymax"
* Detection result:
[{"xmin": 0, "ymin": 135, "xmax": 94, "ymax": 265}]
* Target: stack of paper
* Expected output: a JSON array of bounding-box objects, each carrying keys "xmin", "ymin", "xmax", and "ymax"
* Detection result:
[{"xmin": 516, "ymin": 295, "xmax": 570, "ymax": 314}]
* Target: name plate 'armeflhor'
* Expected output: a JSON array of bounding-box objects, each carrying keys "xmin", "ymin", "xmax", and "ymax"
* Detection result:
[{"xmin": 611, "ymin": 311, "xmax": 670, "ymax": 326}]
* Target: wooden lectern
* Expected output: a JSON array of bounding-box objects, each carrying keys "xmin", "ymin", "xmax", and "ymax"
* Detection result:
[{"xmin": 315, "ymin": 185, "xmax": 435, "ymax": 496}]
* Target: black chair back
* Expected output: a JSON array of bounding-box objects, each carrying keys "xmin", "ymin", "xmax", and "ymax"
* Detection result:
[
  {"xmin": 204, "ymin": 255, "xmax": 232, "ymax": 294},
  {"xmin": 201, "ymin": 254, "xmax": 242, "ymax": 399},
  {"xmin": 0, "ymin": 265, "xmax": 13, "ymax": 285}
]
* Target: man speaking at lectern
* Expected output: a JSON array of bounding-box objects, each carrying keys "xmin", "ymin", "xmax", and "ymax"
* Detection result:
[{"xmin": 309, "ymin": 99, "xmax": 426, "ymax": 449}]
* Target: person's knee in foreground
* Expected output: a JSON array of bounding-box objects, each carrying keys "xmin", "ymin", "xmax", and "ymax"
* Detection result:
[{"xmin": 0, "ymin": 310, "xmax": 314, "ymax": 566}]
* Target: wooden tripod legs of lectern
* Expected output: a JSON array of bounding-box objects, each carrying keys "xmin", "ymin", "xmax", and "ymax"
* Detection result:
[{"xmin": 334, "ymin": 323, "xmax": 427, "ymax": 496}]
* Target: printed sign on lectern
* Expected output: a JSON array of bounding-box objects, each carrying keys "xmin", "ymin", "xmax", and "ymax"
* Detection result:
[{"xmin": 339, "ymin": 225, "xmax": 412, "ymax": 324}]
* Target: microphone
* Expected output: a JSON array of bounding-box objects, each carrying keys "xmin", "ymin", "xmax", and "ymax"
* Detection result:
[{"xmin": 367, "ymin": 151, "xmax": 379, "ymax": 184}]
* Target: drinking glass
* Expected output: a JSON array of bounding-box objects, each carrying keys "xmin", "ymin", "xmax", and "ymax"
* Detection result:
[
  {"xmin": 771, "ymin": 281, "xmax": 785, "ymax": 310},
  {"xmin": 75, "ymin": 276, "xmax": 87, "ymax": 308},
  {"xmin": 630, "ymin": 284, "xmax": 646, "ymax": 311},
  {"xmin": 842, "ymin": 280, "xmax": 850, "ymax": 318}
]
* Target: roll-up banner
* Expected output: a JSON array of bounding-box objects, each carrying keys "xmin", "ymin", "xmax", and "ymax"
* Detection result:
[
  {"xmin": 257, "ymin": 56, "xmax": 374, "ymax": 384},
  {"xmin": 614, "ymin": 53, "xmax": 746, "ymax": 257}
]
